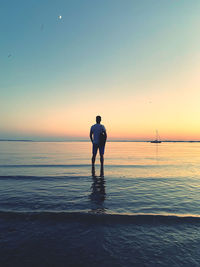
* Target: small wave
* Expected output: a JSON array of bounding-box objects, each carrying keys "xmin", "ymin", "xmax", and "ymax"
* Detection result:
[
  {"xmin": 0, "ymin": 175, "xmax": 86, "ymax": 181},
  {"xmin": 1, "ymin": 211, "xmax": 200, "ymax": 224},
  {"xmin": 0, "ymin": 164, "xmax": 171, "ymax": 168},
  {"xmin": 0, "ymin": 164, "xmax": 91, "ymax": 168}
]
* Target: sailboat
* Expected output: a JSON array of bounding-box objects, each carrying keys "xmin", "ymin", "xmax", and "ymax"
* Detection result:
[{"xmin": 151, "ymin": 130, "xmax": 162, "ymax": 143}]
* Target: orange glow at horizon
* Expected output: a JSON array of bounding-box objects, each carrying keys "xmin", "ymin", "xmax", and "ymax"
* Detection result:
[
  {"xmin": 1, "ymin": 1, "xmax": 200, "ymax": 141},
  {"xmin": 1, "ymin": 58, "xmax": 200, "ymax": 141}
]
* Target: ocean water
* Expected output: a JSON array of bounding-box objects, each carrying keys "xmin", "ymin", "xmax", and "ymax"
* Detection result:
[{"xmin": 0, "ymin": 141, "xmax": 200, "ymax": 266}]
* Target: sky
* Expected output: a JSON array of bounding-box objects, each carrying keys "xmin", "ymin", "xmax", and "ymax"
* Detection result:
[{"xmin": 1, "ymin": 0, "xmax": 200, "ymax": 141}]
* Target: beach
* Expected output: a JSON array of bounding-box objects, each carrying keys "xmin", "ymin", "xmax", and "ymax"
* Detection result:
[{"xmin": 0, "ymin": 141, "xmax": 200, "ymax": 266}]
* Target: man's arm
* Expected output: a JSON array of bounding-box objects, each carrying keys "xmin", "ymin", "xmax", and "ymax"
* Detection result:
[
  {"xmin": 102, "ymin": 126, "xmax": 107, "ymax": 141},
  {"xmin": 103, "ymin": 130, "xmax": 107, "ymax": 141},
  {"xmin": 90, "ymin": 128, "xmax": 93, "ymax": 143}
]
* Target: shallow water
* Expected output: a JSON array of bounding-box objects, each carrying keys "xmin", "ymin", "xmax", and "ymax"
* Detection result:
[
  {"xmin": 0, "ymin": 141, "xmax": 200, "ymax": 266},
  {"xmin": 0, "ymin": 141, "xmax": 200, "ymax": 215}
]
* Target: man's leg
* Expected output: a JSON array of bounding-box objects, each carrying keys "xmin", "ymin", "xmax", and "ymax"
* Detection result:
[
  {"xmin": 92, "ymin": 144, "xmax": 98, "ymax": 165},
  {"xmin": 100, "ymin": 155, "xmax": 104, "ymax": 177},
  {"xmin": 92, "ymin": 154, "xmax": 96, "ymax": 165},
  {"xmin": 100, "ymin": 154, "xmax": 104, "ymax": 165},
  {"xmin": 99, "ymin": 145, "xmax": 105, "ymax": 177},
  {"xmin": 92, "ymin": 164, "xmax": 96, "ymax": 177}
]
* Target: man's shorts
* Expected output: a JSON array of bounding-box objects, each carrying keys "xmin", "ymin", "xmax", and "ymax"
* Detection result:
[{"xmin": 92, "ymin": 143, "xmax": 105, "ymax": 156}]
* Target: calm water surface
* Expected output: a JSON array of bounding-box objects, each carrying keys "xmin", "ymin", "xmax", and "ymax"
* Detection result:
[
  {"xmin": 1, "ymin": 141, "xmax": 200, "ymax": 266},
  {"xmin": 0, "ymin": 141, "xmax": 200, "ymax": 215}
]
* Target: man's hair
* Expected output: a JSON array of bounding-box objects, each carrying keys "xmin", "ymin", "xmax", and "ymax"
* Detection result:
[{"xmin": 96, "ymin": 115, "xmax": 101, "ymax": 123}]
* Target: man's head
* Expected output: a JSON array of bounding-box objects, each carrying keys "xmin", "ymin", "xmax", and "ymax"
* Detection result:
[{"xmin": 96, "ymin": 115, "xmax": 101, "ymax": 124}]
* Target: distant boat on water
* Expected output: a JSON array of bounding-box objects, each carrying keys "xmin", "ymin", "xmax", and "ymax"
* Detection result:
[{"xmin": 151, "ymin": 130, "xmax": 162, "ymax": 143}]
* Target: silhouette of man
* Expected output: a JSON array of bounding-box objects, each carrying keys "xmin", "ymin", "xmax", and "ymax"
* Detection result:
[{"xmin": 90, "ymin": 116, "xmax": 107, "ymax": 176}]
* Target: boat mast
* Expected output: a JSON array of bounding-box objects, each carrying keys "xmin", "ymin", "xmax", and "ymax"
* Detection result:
[{"xmin": 156, "ymin": 130, "xmax": 158, "ymax": 141}]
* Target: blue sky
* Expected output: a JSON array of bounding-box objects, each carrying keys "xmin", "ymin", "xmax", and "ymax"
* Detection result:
[{"xmin": 1, "ymin": 0, "xmax": 200, "ymax": 140}]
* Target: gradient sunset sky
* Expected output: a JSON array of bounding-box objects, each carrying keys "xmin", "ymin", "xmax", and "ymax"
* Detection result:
[{"xmin": 1, "ymin": 0, "xmax": 200, "ymax": 141}]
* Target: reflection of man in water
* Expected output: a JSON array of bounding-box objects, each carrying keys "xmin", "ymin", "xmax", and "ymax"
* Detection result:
[
  {"xmin": 90, "ymin": 174, "xmax": 106, "ymax": 213},
  {"xmin": 90, "ymin": 115, "xmax": 107, "ymax": 176}
]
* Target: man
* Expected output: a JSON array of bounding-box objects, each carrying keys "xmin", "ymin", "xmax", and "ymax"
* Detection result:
[{"xmin": 90, "ymin": 116, "xmax": 107, "ymax": 175}]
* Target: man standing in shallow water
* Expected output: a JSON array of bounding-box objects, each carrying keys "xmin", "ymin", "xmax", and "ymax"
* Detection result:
[{"xmin": 90, "ymin": 116, "xmax": 107, "ymax": 176}]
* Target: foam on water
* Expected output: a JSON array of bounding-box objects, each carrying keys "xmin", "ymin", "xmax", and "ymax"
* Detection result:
[{"xmin": 1, "ymin": 210, "xmax": 200, "ymax": 224}]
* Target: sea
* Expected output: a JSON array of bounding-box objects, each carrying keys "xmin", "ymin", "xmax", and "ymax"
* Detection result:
[{"xmin": 0, "ymin": 141, "xmax": 200, "ymax": 266}]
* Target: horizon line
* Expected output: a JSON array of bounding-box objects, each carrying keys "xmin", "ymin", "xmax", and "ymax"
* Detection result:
[{"xmin": 1, "ymin": 139, "xmax": 200, "ymax": 143}]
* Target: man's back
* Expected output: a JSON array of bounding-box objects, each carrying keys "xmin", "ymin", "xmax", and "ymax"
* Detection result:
[{"xmin": 91, "ymin": 123, "xmax": 106, "ymax": 145}]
